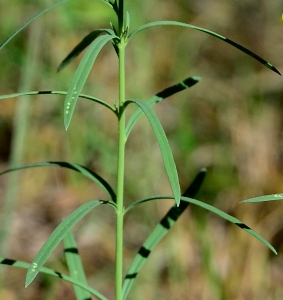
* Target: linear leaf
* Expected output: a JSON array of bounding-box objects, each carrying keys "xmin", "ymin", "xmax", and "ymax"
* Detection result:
[
  {"xmin": 241, "ymin": 193, "xmax": 283, "ymax": 203},
  {"xmin": 125, "ymin": 195, "xmax": 277, "ymax": 254},
  {"xmin": 125, "ymin": 76, "xmax": 201, "ymax": 139},
  {"xmin": 63, "ymin": 231, "xmax": 91, "ymax": 300},
  {"xmin": 58, "ymin": 29, "xmax": 116, "ymax": 72},
  {"xmin": 64, "ymin": 34, "xmax": 115, "ymax": 129},
  {"xmin": 0, "ymin": 161, "xmax": 117, "ymax": 202},
  {"xmin": 25, "ymin": 200, "xmax": 110, "ymax": 287},
  {"xmin": 0, "ymin": 257, "xmax": 107, "ymax": 300},
  {"xmin": 122, "ymin": 168, "xmax": 207, "ymax": 299},
  {"xmin": 126, "ymin": 99, "xmax": 181, "ymax": 206},
  {"xmin": 0, "ymin": 91, "xmax": 116, "ymax": 112},
  {"xmin": 0, "ymin": 0, "xmax": 72, "ymax": 51},
  {"xmin": 125, "ymin": 11, "xmax": 130, "ymax": 34},
  {"xmin": 99, "ymin": 0, "xmax": 114, "ymax": 8},
  {"xmin": 128, "ymin": 21, "xmax": 281, "ymax": 75}
]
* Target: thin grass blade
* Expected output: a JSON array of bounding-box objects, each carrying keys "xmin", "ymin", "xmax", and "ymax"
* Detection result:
[
  {"xmin": 126, "ymin": 99, "xmax": 181, "ymax": 206},
  {"xmin": 25, "ymin": 200, "xmax": 111, "ymax": 287},
  {"xmin": 0, "ymin": 257, "xmax": 107, "ymax": 300},
  {"xmin": 125, "ymin": 76, "xmax": 201, "ymax": 139},
  {"xmin": 58, "ymin": 29, "xmax": 116, "ymax": 72},
  {"xmin": 64, "ymin": 34, "xmax": 115, "ymax": 130},
  {"xmin": 122, "ymin": 168, "xmax": 207, "ymax": 299},
  {"xmin": 0, "ymin": 161, "xmax": 116, "ymax": 202},
  {"xmin": 0, "ymin": 0, "xmax": 71, "ymax": 51},
  {"xmin": 241, "ymin": 193, "xmax": 283, "ymax": 203},
  {"xmin": 128, "ymin": 21, "xmax": 280, "ymax": 75},
  {"xmin": 0, "ymin": 91, "xmax": 116, "ymax": 112},
  {"xmin": 125, "ymin": 195, "xmax": 277, "ymax": 255},
  {"xmin": 63, "ymin": 231, "xmax": 91, "ymax": 300}
]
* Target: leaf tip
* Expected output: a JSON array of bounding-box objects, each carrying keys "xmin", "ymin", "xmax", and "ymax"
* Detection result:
[
  {"xmin": 191, "ymin": 75, "xmax": 202, "ymax": 82},
  {"xmin": 64, "ymin": 116, "xmax": 70, "ymax": 131},
  {"xmin": 25, "ymin": 264, "xmax": 39, "ymax": 288},
  {"xmin": 175, "ymin": 193, "xmax": 181, "ymax": 207},
  {"xmin": 57, "ymin": 63, "xmax": 64, "ymax": 73},
  {"xmin": 268, "ymin": 63, "xmax": 281, "ymax": 75}
]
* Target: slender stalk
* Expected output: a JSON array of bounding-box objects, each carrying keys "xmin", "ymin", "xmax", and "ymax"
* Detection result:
[{"xmin": 115, "ymin": 36, "xmax": 126, "ymax": 299}]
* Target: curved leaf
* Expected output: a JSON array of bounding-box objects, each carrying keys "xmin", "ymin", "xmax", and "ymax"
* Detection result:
[
  {"xmin": 25, "ymin": 200, "xmax": 111, "ymax": 287},
  {"xmin": 0, "ymin": 91, "xmax": 116, "ymax": 112},
  {"xmin": 0, "ymin": 257, "xmax": 107, "ymax": 300},
  {"xmin": 241, "ymin": 193, "xmax": 283, "ymax": 203},
  {"xmin": 0, "ymin": 161, "xmax": 117, "ymax": 202},
  {"xmin": 128, "ymin": 21, "xmax": 281, "ymax": 75},
  {"xmin": 63, "ymin": 231, "xmax": 91, "ymax": 300},
  {"xmin": 125, "ymin": 76, "xmax": 201, "ymax": 139},
  {"xmin": 64, "ymin": 34, "xmax": 115, "ymax": 129},
  {"xmin": 122, "ymin": 168, "xmax": 207, "ymax": 299},
  {"xmin": 99, "ymin": 0, "xmax": 113, "ymax": 7},
  {"xmin": 125, "ymin": 196, "xmax": 277, "ymax": 255},
  {"xmin": 58, "ymin": 29, "xmax": 116, "ymax": 72},
  {"xmin": 0, "ymin": 0, "xmax": 72, "ymax": 51},
  {"xmin": 126, "ymin": 99, "xmax": 181, "ymax": 206}
]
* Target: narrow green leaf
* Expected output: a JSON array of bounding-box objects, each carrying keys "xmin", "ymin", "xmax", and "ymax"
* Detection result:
[
  {"xmin": 126, "ymin": 99, "xmax": 181, "ymax": 206},
  {"xmin": 0, "ymin": 90, "xmax": 116, "ymax": 113},
  {"xmin": 99, "ymin": 0, "xmax": 114, "ymax": 9},
  {"xmin": 58, "ymin": 29, "xmax": 116, "ymax": 72},
  {"xmin": 125, "ymin": 195, "xmax": 277, "ymax": 255},
  {"xmin": 125, "ymin": 11, "xmax": 130, "ymax": 36},
  {"xmin": 25, "ymin": 200, "xmax": 109, "ymax": 288},
  {"xmin": 0, "ymin": 0, "xmax": 72, "ymax": 51},
  {"xmin": 241, "ymin": 193, "xmax": 283, "ymax": 203},
  {"xmin": 64, "ymin": 34, "xmax": 115, "ymax": 130},
  {"xmin": 63, "ymin": 231, "xmax": 91, "ymax": 300},
  {"xmin": 0, "ymin": 161, "xmax": 117, "ymax": 202},
  {"xmin": 125, "ymin": 76, "xmax": 201, "ymax": 139},
  {"xmin": 122, "ymin": 168, "xmax": 207, "ymax": 299},
  {"xmin": 0, "ymin": 257, "xmax": 107, "ymax": 300},
  {"xmin": 128, "ymin": 21, "xmax": 281, "ymax": 75}
]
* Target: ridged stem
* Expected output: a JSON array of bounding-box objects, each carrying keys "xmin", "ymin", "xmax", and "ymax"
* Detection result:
[{"xmin": 115, "ymin": 35, "xmax": 126, "ymax": 300}]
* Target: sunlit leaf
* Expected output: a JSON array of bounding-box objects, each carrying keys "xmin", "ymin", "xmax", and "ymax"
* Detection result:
[
  {"xmin": 0, "ymin": 90, "xmax": 116, "ymax": 113},
  {"xmin": 64, "ymin": 34, "xmax": 115, "ymax": 129},
  {"xmin": 63, "ymin": 231, "xmax": 91, "ymax": 300},
  {"xmin": 25, "ymin": 200, "xmax": 111, "ymax": 287},
  {"xmin": 241, "ymin": 193, "xmax": 283, "ymax": 203},
  {"xmin": 0, "ymin": 257, "xmax": 107, "ymax": 300},
  {"xmin": 125, "ymin": 196, "xmax": 277, "ymax": 255},
  {"xmin": 122, "ymin": 168, "xmax": 207, "ymax": 299},
  {"xmin": 128, "ymin": 21, "xmax": 281, "ymax": 75},
  {"xmin": 125, "ymin": 76, "xmax": 201, "ymax": 139},
  {"xmin": 126, "ymin": 99, "xmax": 181, "ymax": 206},
  {"xmin": 0, "ymin": 161, "xmax": 116, "ymax": 202},
  {"xmin": 58, "ymin": 29, "xmax": 116, "ymax": 72},
  {"xmin": 0, "ymin": 0, "xmax": 72, "ymax": 51}
]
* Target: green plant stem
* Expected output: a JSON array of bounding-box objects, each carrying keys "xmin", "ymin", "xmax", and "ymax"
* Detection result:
[{"xmin": 115, "ymin": 37, "xmax": 126, "ymax": 300}]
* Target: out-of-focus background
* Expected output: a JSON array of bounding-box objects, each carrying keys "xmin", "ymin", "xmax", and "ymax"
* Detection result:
[{"xmin": 0, "ymin": 0, "xmax": 283, "ymax": 299}]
